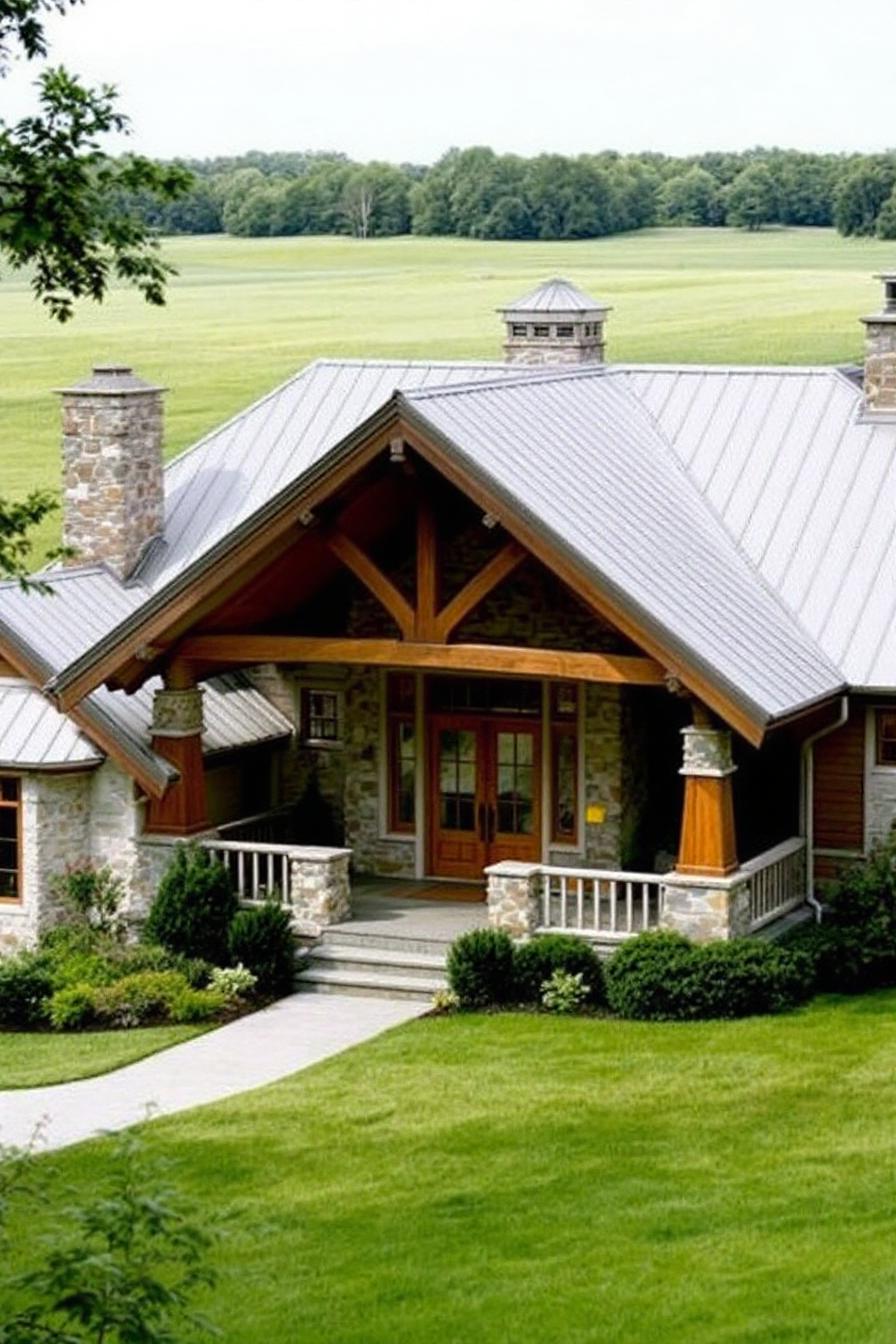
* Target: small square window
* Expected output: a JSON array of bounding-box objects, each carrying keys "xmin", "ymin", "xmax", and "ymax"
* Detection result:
[
  {"xmin": 511, "ymin": 323, "xmax": 527, "ymax": 337},
  {"xmin": 301, "ymin": 688, "xmax": 341, "ymax": 745},
  {"xmin": 877, "ymin": 709, "xmax": 896, "ymax": 766},
  {"xmin": 556, "ymin": 324, "xmax": 574, "ymax": 338},
  {"xmin": 533, "ymin": 324, "xmax": 550, "ymax": 337}
]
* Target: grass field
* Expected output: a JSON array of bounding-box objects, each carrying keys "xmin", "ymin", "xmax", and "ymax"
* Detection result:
[
  {"xmin": 0, "ymin": 1023, "xmax": 205, "ymax": 1088},
  {"xmin": 1, "ymin": 226, "xmax": 893, "ymax": 558},
  {"xmin": 4, "ymin": 997, "xmax": 896, "ymax": 1341}
]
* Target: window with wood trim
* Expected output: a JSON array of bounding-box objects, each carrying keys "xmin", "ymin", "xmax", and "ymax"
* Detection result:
[
  {"xmin": 876, "ymin": 709, "xmax": 896, "ymax": 766},
  {"xmin": 300, "ymin": 688, "xmax": 342, "ymax": 745},
  {"xmin": 0, "ymin": 776, "xmax": 21, "ymax": 901},
  {"xmin": 387, "ymin": 673, "xmax": 416, "ymax": 832},
  {"xmin": 550, "ymin": 682, "xmax": 579, "ymax": 844}
]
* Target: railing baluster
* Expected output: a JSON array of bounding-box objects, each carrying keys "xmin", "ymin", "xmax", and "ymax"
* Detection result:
[
  {"xmin": 560, "ymin": 876, "xmax": 568, "ymax": 929},
  {"xmin": 625, "ymin": 880, "xmax": 633, "ymax": 934},
  {"xmin": 576, "ymin": 878, "xmax": 584, "ymax": 930}
]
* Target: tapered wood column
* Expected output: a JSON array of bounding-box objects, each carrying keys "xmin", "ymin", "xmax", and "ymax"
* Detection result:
[
  {"xmin": 145, "ymin": 673, "xmax": 208, "ymax": 836},
  {"xmin": 676, "ymin": 720, "xmax": 738, "ymax": 877}
]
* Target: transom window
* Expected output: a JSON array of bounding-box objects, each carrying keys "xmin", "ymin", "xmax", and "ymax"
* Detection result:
[
  {"xmin": 0, "ymin": 776, "xmax": 21, "ymax": 901},
  {"xmin": 428, "ymin": 676, "xmax": 541, "ymax": 717},
  {"xmin": 877, "ymin": 709, "xmax": 896, "ymax": 766}
]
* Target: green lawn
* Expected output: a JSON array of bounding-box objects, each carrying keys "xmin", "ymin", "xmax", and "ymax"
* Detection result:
[
  {"xmin": 2, "ymin": 226, "xmax": 893, "ymax": 559},
  {"xmin": 0, "ymin": 1024, "xmax": 205, "ymax": 1088},
  {"xmin": 4, "ymin": 995, "xmax": 896, "ymax": 1341}
]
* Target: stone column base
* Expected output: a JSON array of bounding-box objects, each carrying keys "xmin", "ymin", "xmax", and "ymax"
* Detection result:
[
  {"xmin": 485, "ymin": 861, "xmax": 541, "ymax": 938},
  {"xmin": 660, "ymin": 870, "xmax": 751, "ymax": 942},
  {"xmin": 289, "ymin": 848, "xmax": 352, "ymax": 935}
]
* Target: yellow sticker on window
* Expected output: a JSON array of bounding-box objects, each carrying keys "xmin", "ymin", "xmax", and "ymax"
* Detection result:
[{"xmin": 586, "ymin": 804, "xmax": 606, "ymax": 825}]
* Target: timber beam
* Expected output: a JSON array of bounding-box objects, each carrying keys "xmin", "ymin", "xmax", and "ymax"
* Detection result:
[{"xmin": 176, "ymin": 634, "xmax": 666, "ymax": 686}]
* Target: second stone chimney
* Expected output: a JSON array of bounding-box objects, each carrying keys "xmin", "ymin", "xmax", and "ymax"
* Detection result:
[
  {"xmin": 58, "ymin": 364, "xmax": 165, "ymax": 580},
  {"xmin": 499, "ymin": 277, "xmax": 611, "ymax": 365},
  {"xmin": 861, "ymin": 272, "xmax": 896, "ymax": 415}
]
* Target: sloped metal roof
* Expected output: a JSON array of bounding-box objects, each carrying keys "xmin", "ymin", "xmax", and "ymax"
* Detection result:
[
  {"xmin": 620, "ymin": 366, "xmax": 896, "ymax": 690},
  {"xmin": 499, "ymin": 277, "xmax": 609, "ymax": 315},
  {"xmin": 0, "ymin": 680, "xmax": 103, "ymax": 768},
  {"xmin": 140, "ymin": 360, "xmax": 520, "ymax": 594},
  {"xmin": 401, "ymin": 371, "xmax": 844, "ymax": 725},
  {"xmin": 7, "ymin": 351, "xmax": 896, "ymax": 755},
  {"xmin": 0, "ymin": 670, "xmax": 291, "ymax": 771}
]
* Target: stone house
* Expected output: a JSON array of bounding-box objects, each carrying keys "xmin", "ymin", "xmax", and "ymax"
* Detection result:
[{"xmin": 1, "ymin": 273, "xmax": 896, "ymax": 967}]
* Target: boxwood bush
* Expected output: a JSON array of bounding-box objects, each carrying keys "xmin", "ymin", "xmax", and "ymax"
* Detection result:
[
  {"xmin": 513, "ymin": 933, "xmax": 604, "ymax": 1006},
  {"xmin": 228, "ymin": 901, "xmax": 295, "ymax": 997},
  {"xmin": 0, "ymin": 952, "xmax": 54, "ymax": 1027},
  {"xmin": 604, "ymin": 930, "xmax": 813, "ymax": 1021},
  {"xmin": 446, "ymin": 928, "xmax": 516, "ymax": 1009},
  {"xmin": 144, "ymin": 845, "xmax": 237, "ymax": 964}
]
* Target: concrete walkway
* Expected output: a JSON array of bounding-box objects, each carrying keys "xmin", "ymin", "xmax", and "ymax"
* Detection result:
[{"xmin": 1, "ymin": 993, "xmax": 425, "ymax": 1153}]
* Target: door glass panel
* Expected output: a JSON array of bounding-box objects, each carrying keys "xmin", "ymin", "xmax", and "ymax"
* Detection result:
[
  {"xmin": 495, "ymin": 732, "xmax": 535, "ymax": 835},
  {"xmin": 438, "ymin": 728, "xmax": 477, "ymax": 832}
]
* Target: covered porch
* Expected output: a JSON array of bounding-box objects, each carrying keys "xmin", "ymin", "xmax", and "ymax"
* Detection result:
[{"xmin": 109, "ymin": 411, "xmax": 820, "ymax": 945}]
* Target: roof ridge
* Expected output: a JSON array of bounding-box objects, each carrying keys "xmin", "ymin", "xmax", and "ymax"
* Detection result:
[
  {"xmin": 404, "ymin": 363, "xmax": 611, "ymax": 402},
  {"xmin": 618, "ymin": 363, "xmax": 840, "ymax": 376}
]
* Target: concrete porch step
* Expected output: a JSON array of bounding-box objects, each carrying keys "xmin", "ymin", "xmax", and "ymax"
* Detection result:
[
  {"xmin": 308, "ymin": 943, "xmax": 447, "ymax": 978},
  {"xmin": 297, "ymin": 966, "xmax": 446, "ymax": 1001},
  {"xmin": 319, "ymin": 928, "xmax": 455, "ymax": 958}
]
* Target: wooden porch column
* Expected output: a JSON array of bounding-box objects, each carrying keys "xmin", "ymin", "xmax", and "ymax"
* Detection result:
[
  {"xmin": 676, "ymin": 710, "xmax": 738, "ymax": 877},
  {"xmin": 145, "ymin": 666, "xmax": 208, "ymax": 836}
]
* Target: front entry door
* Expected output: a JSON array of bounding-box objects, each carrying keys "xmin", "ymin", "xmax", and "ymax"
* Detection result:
[{"xmin": 429, "ymin": 715, "xmax": 541, "ymax": 880}]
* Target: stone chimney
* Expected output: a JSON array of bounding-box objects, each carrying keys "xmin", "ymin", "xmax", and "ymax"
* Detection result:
[
  {"xmin": 499, "ymin": 277, "xmax": 611, "ymax": 366},
  {"xmin": 58, "ymin": 364, "xmax": 165, "ymax": 579},
  {"xmin": 861, "ymin": 272, "xmax": 896, "ymax": 415}
]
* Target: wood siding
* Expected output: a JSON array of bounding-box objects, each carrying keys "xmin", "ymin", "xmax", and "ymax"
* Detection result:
[{"xmin": 813, "ymin": 704, "xmax": 865, "ymax": 852}]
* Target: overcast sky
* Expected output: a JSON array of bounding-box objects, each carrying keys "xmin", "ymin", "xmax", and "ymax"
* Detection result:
[{"xmin": 3, "ymin": 0, "xmax": 894, "ymax": 162}]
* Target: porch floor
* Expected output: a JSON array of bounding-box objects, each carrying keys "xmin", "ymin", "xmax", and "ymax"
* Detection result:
[{"xmin": 336, "ymin": 878, "xmax": 488, "ymax": 944}]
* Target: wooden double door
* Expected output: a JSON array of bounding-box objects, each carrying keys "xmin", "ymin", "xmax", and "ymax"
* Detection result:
[{"xmin": 428, "ymin": 714, "xmax": 541, "ymax": 880}]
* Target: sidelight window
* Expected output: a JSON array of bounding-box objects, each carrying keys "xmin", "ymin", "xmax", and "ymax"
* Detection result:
[
  {"xmin": 387, "ymin": 673, "xmax": 417, "ymax": 832},
  {"xmin": 550, "ymin": 682, "xmax": 579, "ymax": 844}
]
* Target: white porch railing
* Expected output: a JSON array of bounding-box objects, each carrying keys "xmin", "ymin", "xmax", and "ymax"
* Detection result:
[
  {"xmin": 537, "ymin": 866, "xmax": 664, "ymax": 940},
  {"xmin": 202, "ymin": 838, "xmax": 294, "ymax": 905},
  {"xmin": 741, "ymin": 837, "xmax": 808, "ymax": 932}
]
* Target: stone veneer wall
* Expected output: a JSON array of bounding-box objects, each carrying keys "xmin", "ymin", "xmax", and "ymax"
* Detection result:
[
  {"xmin": 343, "ymin": 667, "xmax": 416, "ymax": 877},
  {"xmin": 866, "ymin": 757, "xmax": 896, "ymax": 848},
  {"xmin": 0, "ymin": 771, "xmax": 92, "ymax": 950}
]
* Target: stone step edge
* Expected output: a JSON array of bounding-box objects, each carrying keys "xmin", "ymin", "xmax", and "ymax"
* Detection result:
[
  {"xmin": 308, "ymin": 945, "xmax": 447, "ymax": 971},
  {"xmin": 297, "ymin": 968, "xmax": 446, "ymax": 995}
]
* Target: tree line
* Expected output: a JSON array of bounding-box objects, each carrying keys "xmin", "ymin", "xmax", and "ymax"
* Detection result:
[{"xmin": 124, "ymin": 145, "xmax": 896, "ymax": 242}]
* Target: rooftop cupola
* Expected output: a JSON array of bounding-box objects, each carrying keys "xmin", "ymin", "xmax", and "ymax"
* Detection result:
[
  {"xmin": 860, "ymin": 271, "xmax": 896, "ymax": 415},
  {"xmin": 57, "ymin": 364, "xmax": 165, "ymax": 580},
  {"xmin": 498, "ymin": 277, "xmax": 611, "ymax": 366}
]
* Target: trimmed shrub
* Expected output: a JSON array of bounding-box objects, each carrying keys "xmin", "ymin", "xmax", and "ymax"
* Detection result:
[
  {"xmin": 168, "ymin": 986, "xmax": 228, "ymax": 1024},
  {"xmin": 513, "ymin": 934, "xmax": 604, "ymax": 1006},
  {"xmin": 446, "ymin": 928, "xmax": 515, "ymax": 1009},
  {"xmin": 604, "ymin": 931, "xmax": 813, "ymax": 1021},
  {"xmin": 541, "ymin": 969, "xmax": 589, "ymax": 1014},
  {"xmin": 92, "ymin": 970, "xmax": 189, "ymax": 1028},
  {"xmin": 46, "ymin": 983, "xmax": 97, "ymax": 1031},
  {"xmin": 0, "ymin": 952, "xmax": 54, "ymax": 1027},
  {"xmin": 144, "ymin": 845, "xmax": 237, "ymax": 965},
  {"xmin": 806, "ymin": 838, "xmax": 896, "ymax": 990},
  {"xmin": 604, "ymin": 931, "xmax": 696, "ymax": 1020},
  {"xmin": 228, "ymin": 902, "xmax": 295, "ymax": 997}
]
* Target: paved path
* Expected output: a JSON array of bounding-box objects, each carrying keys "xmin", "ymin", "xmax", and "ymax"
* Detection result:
[{"xmin": 1, "ymin": 993, "xmax": 425, "ymax": 1153}]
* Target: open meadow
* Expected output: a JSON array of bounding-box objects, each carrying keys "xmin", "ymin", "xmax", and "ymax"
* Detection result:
[{"xmin": 1, "ymin": 225, "xmax": 894, "ymax": 557}]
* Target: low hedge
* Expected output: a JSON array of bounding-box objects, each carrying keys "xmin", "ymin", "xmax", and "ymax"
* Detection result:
[
  {"xmin": 513, "ymin": 934, "xmax": 604, "ymax": 1006},
  {"xmin": 447, "ymin": 929, "xmax": 604, "ymax": 1009},
  {"xmin": 46, "ymin": 970, "xmax": 229, "ymax": 1031},
  {"xmin": 604, "ymin": 931, "xmax": 814, "ymax": 1021}
]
